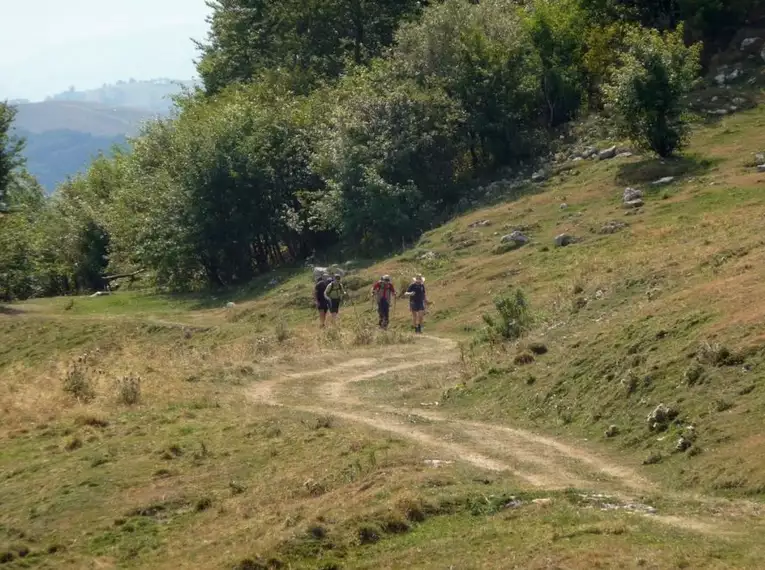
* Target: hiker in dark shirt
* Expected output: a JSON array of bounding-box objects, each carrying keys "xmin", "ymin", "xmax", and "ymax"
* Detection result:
[
  {"xmin": 404, "ymin": 274, "xmax": 427, "ymax": 334},
  {"xmin": 314, "ymin": 273, "xmax": 330, "ymax": 328}
]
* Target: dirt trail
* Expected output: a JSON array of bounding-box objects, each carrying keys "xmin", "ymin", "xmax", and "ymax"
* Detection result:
[{"xmin": 247, "ymin": 333, "xmax": 744, "ymax": 535}]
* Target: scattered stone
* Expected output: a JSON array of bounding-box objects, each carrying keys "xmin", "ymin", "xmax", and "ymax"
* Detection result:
[
  {"xmin": 617, "ymin": 152, "xmax": 633, "ymax": 158},
  {"xmin": 580, "ymin": 147, "xmax": 597, "ymax": 159},
  {"xmin": 572, "ymin": 156, "xmax": 583, "ymax": 162},
  {"xmin": 531, "ymin": 170, "xmax": 547, "ymax": 183},
  {"xmin": 741, "ymin": 37, "xmax": 762, "ymax": 51},
  {"xmin": 503, "ymin": 497, "xmax": 525, "ymax": 509},
  {"xmin": 707, "ymin": 108, "xmax": 728, "ymax": 116},
  {"xmin": 598, "ymin": 146, "xmax": 617, "ymax": 160},
  {"xmin": 642, "ymin": 452, "xmax": 663, "ymax": 465},
  {"xmin": 420, "ymin": 251, "xmax": 438, "ymax": 261},
  {"xmin": 755, "ymin": 152, "xmax": 765, "ymax": 164},
  {"xmin": 532, "ymin": 498, "xmax": 553, "ymax": 506},
  {"xmin": 469, "ymin": 219, "xmax": 492, "ymax": 228},
  {"xmin": 624, "ymin": 199, "xmax": 644, "ymax": 209},
  {"xmin": 676, "ymin": 436, "xmax": 692, "ymax": 452},
  {"xmin": 424, "ymin": 459, "xmax": 454, "ymax": 468},
  {"xmin": 732, "ymin": 97, "xmax": 746, "ymax": 105},
  {"xmin": 623, "ymin": 187, "xmax": 643, "ymax": 202},
  {"xmin": 500, "ymin": 231, "xmax": 529, "ymax": 248},
  {"xmin": 758, "ymin": 164, "xmax": 765, "ymax": 173},
  {"xmin": 598, "ymin": 220, "xmax": 627, "ymax": 234},
  {"xmin": 560, "ymin": 203, "xmax": 568, "ymax": 210},
  {"xmin": 595, "ymin": 289, "xmax": 605, "ymax": 300},
  {"xmin": 647, "ymin": 404, "xmax": 678, "ymax": 431},
  {"xmin": 90, "ymin": 291, "xmax": 110, "ymax": 298},
  {"xmin": 605, "ymin": 425, "xmax": 619, "ymax": 438},
  {"xmin": 652, "ymin": 176, "xmax": 675, "ymax": 186},
  {"xmin": 554, "ymin": 234, "xmax": 574, "ymax": 247},
  {"xmin": 730, "ymin": 105, "xmax": 738, "ymax": 112},
  {"xmin": 226, "ymin": 302, "xmax": 236, "ymax": 309},
  {"xmin": 711, "ymin": 95, "xmax": 719, "ymax": 102}
]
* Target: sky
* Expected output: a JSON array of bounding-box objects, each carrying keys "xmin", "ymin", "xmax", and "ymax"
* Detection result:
[{"xmin": 0, "ymin": 0, "xmax": 212, "ymax": 101}]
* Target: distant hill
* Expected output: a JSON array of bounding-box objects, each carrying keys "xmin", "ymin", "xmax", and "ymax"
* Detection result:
[
  {"xmin": 15, "ymin": 100, "xmax": 153, "ymax": 137},
  {"xmin": 13, "ymin": 79, "xmax": 195, "ymax": 191},
  {"xmin": 47, "ymin": 78, "xmax": 196, "ymax": 114}
]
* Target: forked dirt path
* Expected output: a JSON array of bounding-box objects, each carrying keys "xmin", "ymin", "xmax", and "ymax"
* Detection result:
[{"xmin": 248, "ymin": 334, "xmax": 756, "ymax": 536}]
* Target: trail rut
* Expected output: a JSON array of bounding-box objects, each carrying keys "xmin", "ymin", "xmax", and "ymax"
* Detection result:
[{"xmin": 247, "ymin": 333, "xmax": 750, "ymax": 535}]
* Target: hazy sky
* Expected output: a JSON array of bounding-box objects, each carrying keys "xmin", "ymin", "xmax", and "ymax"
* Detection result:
[{"xmin": 0, "ymin": 0, "xmax": 212, "ymax": 101}]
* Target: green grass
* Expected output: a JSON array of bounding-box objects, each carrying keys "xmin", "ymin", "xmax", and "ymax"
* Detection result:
[{"xmin": 4, "ymin": 95, "xmax": 765, "ymax": 568}]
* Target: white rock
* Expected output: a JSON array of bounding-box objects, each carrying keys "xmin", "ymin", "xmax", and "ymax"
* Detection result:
[
  {"xmin": 598, "ymin": 146, "xmax": 617, "ymax": 160},
  {"xmin": 624, "ymin": 199, "xmax": 644, "ymax": 209},
  {"xmin": 758, "ymin": 165, "xmax": 765, "ymax": 173},
  {"xmin": 741, "ymin": 37, "xmax": 762, "ymax": 50},
  {"xmin": 623, "ymin": 187, "xmax": 643, "ymax": 202},
  {"xmin": 226, "ymin": 302, "xmax": 236, "ymax": 308},
  {"xmin": 652, "ymin": 176, "xmax": 675, "ymax": 186}
]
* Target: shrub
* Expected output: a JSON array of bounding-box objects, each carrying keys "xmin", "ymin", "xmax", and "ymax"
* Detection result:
[
  {"xmin": 604, "ymin": 25, "xmax": 701, "ymax": 157},
  {"xmin": 115, "ymin": 374, "xmax": 142, "ymax": 405},
  {"xmin": 481, "ymin": 289, "xmax": 533, "ymax": 342},
  {"xmin": 62, "ymin": 362, "xmax": 95, "ymax": 402}
]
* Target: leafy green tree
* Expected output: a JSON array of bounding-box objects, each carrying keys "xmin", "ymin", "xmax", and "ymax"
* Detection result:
[
  {"xmin": 0, "ymin": 102, "xmax": 25, "ymax": 212},
  {"xmin": 604, "ymin": 25, "xmax": 701, "ymax": 157},
  {"xmin": 108, "ymin": 85, "xmax": 327, "ymax": 289},
  {"xmin": 196, "ymin": 0, "xmax": 425, "ymax": 94},
  {"xmin": 394, "ymin": 0, "xmax": 546, "ymax": 168},
  {"xmin": 313, "ymin": 63, "xmax": 469, "ymax": 251},
  {"xmin": 524, "ymin": 0, "xmax": 590, "ymax": 126}
]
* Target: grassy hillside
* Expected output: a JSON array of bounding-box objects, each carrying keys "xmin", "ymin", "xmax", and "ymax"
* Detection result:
[{"xmin": 3, "ymin": 97, "xmax": 765, "ymax": 568}]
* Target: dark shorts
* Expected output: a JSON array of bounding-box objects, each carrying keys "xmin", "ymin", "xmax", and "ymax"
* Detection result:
[
  {"xmin": 410, "ymin": 300, "xmax": 425, "ymax": 312},
  {"xmin": 329, "ymin": 299, "xmax": 342, "ymax": 314},
  {"xmin": 317, "ymin": 300, "xmax": 329, "ymax": 313}
]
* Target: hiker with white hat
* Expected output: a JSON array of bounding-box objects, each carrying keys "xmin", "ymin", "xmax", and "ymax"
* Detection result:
[{"xmin": 403, "ymin": 274, "xmax": 427, "ymax": 334}]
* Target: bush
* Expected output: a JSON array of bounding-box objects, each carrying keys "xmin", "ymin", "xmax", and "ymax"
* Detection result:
[
  {"xmin": 62, "ymin": 361, "xmax": 95, "ymax": 402},
  {"xmin": 115, "ymin": 374, "xmax": 142, "ymax": 405},
  {"xmin": 604, "ymin": 24, "xmax": 701, "ymax": 157},
  {"xmin": 480, "ymin": 289, "xmax": 533, "ymax": 342}
]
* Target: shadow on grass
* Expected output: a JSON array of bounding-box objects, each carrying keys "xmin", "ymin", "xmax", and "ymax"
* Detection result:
[
  {"xmin": 0, "ymin": 305, "xmax": 25, "ymax": 316},
  {"xmin": 184, "ymin": 258, "xmax": 382, "ymax": 311},
  {"xmin": 615, "ymin": 154, "xmax": 720, "ymax": 187}
]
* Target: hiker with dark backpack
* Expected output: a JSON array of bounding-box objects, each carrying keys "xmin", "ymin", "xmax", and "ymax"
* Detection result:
[
  {"xmin": 404, "ymin": 274, "xmax": 427, "ymax": 334},
  {"xmin": 324, "ymin": 273, "xmax": 347, "ymax": 325},
  {"xmin": 314, "ymin": 273, "xmax": 331, "ymax": 328},
  {"xmin": 371, "ymin": 275, "xmax": 396, "ymax": 329}
]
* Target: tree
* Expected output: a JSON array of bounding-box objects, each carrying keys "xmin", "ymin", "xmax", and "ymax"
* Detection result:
[
  {"xmin": 196, "ymin": 0, "xmax": 425, "ymax": 94},
  {"xmin": 524, "ymin": 0, "xmax": 590, "ymax": 126},
  {"xmin": 604, "ymin": 25, "xmax": 701, "ymax": 157},
  {"xmin": 394, "ymin": 0, "xmax": 546, "ymax": 169},
  {"xmin": 313, "ymin": 62, "xmax": 469, "ymax": 251},
  {"xmin": 0, "ymin": 102, "xmax": 25, "ymax": 213}
]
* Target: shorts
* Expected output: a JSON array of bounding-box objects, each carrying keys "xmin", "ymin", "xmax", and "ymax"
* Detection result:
[
  {"xmin": 329, "ymin": 299, "xmax": 342, "ymax": 314},
  {"xmin": 317, "ymin": 300, "xmax": 329, "ymax": 313},
  {"xmin": 410, "ymin": 300, "xmax": 425, "ymax": 312}
]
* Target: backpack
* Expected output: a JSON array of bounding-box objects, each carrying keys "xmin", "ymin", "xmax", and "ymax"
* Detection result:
[
  {"xmin": 326, "ymin": 280, "xmax": 344, "ymax": 300},
  {"xmin": 315, "ymin": 279, "xmax": 329, "ymax": 298},
  {"xmin": 374, "ymin": 281, "xmax": 393, "ymax": 302}
]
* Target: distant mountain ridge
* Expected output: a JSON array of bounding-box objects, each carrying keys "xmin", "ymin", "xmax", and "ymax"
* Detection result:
[
  {"xmin": 46, "ymin": 78, "xmax": 196, "ymax": 114},
  {"xmin": 14, "ymin": 79, "xmax": 195, "ymax": 191}
]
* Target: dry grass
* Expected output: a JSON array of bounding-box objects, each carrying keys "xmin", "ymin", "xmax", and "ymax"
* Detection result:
[{"xmin": 3, "ymin": 98, "xmax": 765, "ymax": 568}]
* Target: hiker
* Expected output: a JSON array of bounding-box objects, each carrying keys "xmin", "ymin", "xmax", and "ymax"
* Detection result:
[
  {"xmin": 371, "ymin": 275, "xmax": 396, "ymax": 329},
  {"xmin": 324, "ymin": 273, "xmax": 347, "ymax": 325},
  {"xmin": 404, "ymin": 274, "xmax": 427, "ymax": 334},
  {"xmin": 314, "ymin": 273, "xmax": 331, "ymax": 328}
]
